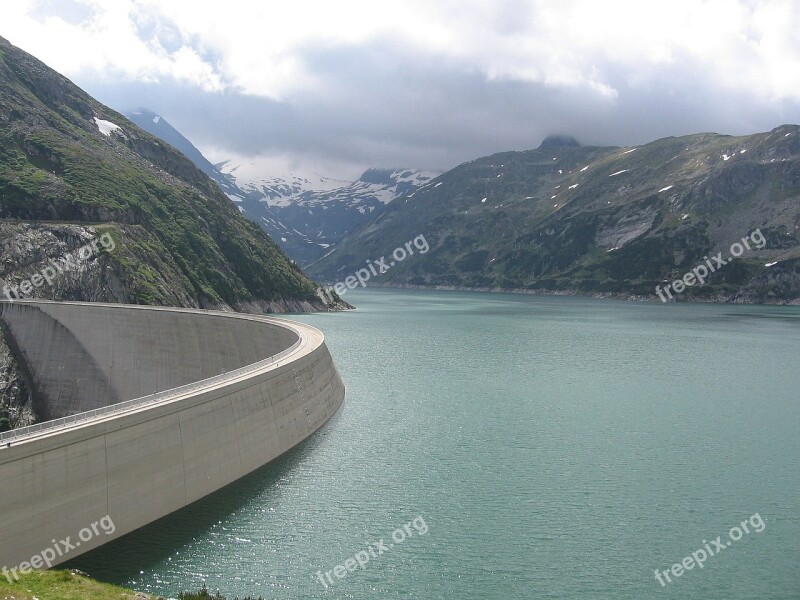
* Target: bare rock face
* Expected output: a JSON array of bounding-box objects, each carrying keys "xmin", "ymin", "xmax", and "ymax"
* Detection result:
[
  {"xmin": 0, "ymin": 326, "xmax": 34, "ymax": 430},
  {"xmin": 0, "ymin": 222, "xmax": 123, "ymax": 303}
]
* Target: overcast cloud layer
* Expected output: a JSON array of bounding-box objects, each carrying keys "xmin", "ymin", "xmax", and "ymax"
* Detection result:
[{"xmin": 3, "ymin": 0, "xmax": 800, "ymax": 179}]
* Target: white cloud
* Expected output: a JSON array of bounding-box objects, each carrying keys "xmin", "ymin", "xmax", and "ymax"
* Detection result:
[
  {"xmin": 2, "ymin": 0, "xmax": 799, "ymax": 102},
  {"xmin": 1, "ymin": 0, "xmax": 224, "ymax": 91},
  {"xmin": 3, "ymin": 0, "xmax": 800, "ymax": 179}
]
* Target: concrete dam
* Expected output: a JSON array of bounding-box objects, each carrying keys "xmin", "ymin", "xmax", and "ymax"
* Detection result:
[{"xmin": 0, "ymin": 300, "xmax": 345, "ymax": 572}]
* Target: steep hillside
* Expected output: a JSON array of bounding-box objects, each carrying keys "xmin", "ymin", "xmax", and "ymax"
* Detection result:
[
  {"xmin": 308, "ymin": 130, "xmax": 800, "ymax": 303},
  {"xmin": 125, "ymin": 108, "xmax": 243, "ymax": 199},
  {"xmin": 0, "ymin": 36, "xmax": 340, "ymax": 312}
]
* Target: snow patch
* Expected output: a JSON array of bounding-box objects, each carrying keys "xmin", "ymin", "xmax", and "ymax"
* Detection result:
[
  {"xmin": 568, "ymin": 184, "xmax": 578, "ymax": 189},
  {"xmin": 739, "ymin": 149, "xmax": 747, "ymax": 154},
  {"xmin": 481, "ymin": 197, "xmax": 487, "ymax": 203},
  {"xmin": 152, "ymin": 115, "xmax": 161, "ymax": 124},
  {"xmin": 580, "ymin": 166, "xmax": 589, "ymax": 172},
  {"xmin": 658, "ymin": 185, "xmax": 673, "ymax": 192},
  {"xmin": 765, "ymin": 261, "xmax": 778, "ymax": 267},
  {"xmin": 434, "ymin": 182, "xmax": 443, "ymax": 187},
  {"xmin": 681, "ymin": 214, "xmax": 690, "ymax": 220},
  {"xmin": 621, "ymin": 148, "xmax": 637, "ymax": 154},
  {"xmin": 609, "ymin": 169, "xmax": 629, "ymax": 177},
  {"xmin": 281, "ymin": 237, "xmax": 287, "ymax": 242},
  {"xmin": 93, "ymin": 117, "xmax": 121, "ymax": 136},
  {"xmin": 722, "ymin": 154, "xmax": 732, "ymax": 161}
]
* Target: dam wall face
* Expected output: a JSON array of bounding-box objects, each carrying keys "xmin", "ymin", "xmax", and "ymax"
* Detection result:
[
  {"xmin": 0, "ymin": 301, "xmax": 345, "ymax": 572},
  {"xmin": 0, "ymin": 301, "xmax": 299, "ymax": 417}
]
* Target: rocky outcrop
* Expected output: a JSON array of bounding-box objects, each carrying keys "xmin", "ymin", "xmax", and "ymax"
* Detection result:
[
  {"xmin": 1, "ymin": 223, "xmax": 123, "ymax": 303},
  {"xmin": 733, "ymin": 258, "xmax": 800, "ymax": 304},
  {"xmin": 0, "ymin": 324, "xmax": 34, "ymax": 431}
]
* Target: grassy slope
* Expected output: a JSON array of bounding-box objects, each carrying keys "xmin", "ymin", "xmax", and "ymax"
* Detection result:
[
  {"xmin": 309, "ymin": 127, "xmax": 800, "ymax": 302},
  {"xmin": 0, "ymin": 570, "xmax": 151, "ymax": 600},
  {"xmin": 0, "ymin": 36, "xmax": 323, "ymax": 310}
]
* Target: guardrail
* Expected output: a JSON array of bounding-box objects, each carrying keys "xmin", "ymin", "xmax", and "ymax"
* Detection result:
[{"xmin": 0, "ymin": 334, "xmax": 305, "ymax": 446}]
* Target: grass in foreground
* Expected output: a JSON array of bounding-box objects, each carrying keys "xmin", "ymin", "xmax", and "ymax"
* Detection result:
[
  {"xmin": 0, "ymin": 571, "xmax": 264, "ymax": 600},
  {"xmin": 0, "ymin": 570, "xmax": 151, "ymax": 599}
]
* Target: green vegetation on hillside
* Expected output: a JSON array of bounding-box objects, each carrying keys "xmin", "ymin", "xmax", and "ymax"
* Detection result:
[
  {"xmin": 0, "ymin": 35, "xmax": 326, "ymax": 310},
  {"xmin": 310, "ymin": 129, "xmax": 800, "ymax": 303}
]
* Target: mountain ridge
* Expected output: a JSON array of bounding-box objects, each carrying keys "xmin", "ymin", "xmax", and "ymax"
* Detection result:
[
  {"xmin": 0, "ymin": 35, "xmax": 341, "ymax": 312},
  {"xmin": 218, "ymin": 161, "xmax": 436, "ymax": 264},
  {"xmin": 308, "ymin": 126, "xmax": 800, "ymax": 304},
  {"xmin": 123, "ymin": 109, "xmax": 436, "ymax": 265}
]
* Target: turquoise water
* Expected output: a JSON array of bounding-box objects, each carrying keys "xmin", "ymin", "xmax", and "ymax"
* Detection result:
[{"xmin": 71, "ymin": 289, "xmax": 800, "ymax": 599}]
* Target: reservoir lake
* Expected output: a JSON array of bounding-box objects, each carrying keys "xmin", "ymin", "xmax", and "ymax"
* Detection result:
[{"xmin": 71, "ymin": 288, "xmax": 800, "ymax": 599}]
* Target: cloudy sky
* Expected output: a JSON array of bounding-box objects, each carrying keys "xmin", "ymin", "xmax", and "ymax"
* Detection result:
[{"xmin": 3, "ymin": 0, "xmax": 800, "ymax": 180}]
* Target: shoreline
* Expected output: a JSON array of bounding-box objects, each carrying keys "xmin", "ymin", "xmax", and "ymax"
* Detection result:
[{"xmin": 364, "ymin": 282, "xmax": 800, "ymax": 306}]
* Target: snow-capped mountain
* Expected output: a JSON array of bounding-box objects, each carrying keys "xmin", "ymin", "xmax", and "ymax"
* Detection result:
[
  {"xmin": 125, "ymin": 108, "xmax": 435, "ymax": 265},
  {"xmin": 217, "ymin": 163, "xmax": 351, "ymax": 207},
  {"xmin": 220, "ymin": 162, "xmax": 434, "ymax": 208},
  {"xmin": 221, "ymin": 164, "xmax": 436, "ymax": 264},
  {"xmin": 293, "ymin": 168, "xmax": 437, "ymax": 208}
]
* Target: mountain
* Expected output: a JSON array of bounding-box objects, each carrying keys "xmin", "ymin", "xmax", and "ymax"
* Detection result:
[
  {"xmin": 219, "ymin": 163, "xmax": 436, "ymax": 265},
  {"xmin": 0, "ymin": 35, "xmax": 342, "ymax": 313},
  {"xmin": 307, "ymin": 129, "xmax": 800, "ymax": 304},
  {"xmin": 126, "ymin": 109, "xmax": 218, "ymax": 182},
  {"xmin": 124, "ymin": 110, "xmax": 435, "ymax": 266},
  {"xmin": 125, "ymin": 108, "xmax": 243, "ymax": 200}
]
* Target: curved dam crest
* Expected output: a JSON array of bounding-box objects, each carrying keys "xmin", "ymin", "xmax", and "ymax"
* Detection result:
[{"xmin": 0, "ymin": 301, "xmax": 345, "ymax": 571}]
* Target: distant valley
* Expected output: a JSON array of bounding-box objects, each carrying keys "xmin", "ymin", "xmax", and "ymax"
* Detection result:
[
  {"xmin": 124, "ymin": 112, "xmax": 800, "ymax": 305},
  {"xmin": 220, "ymin": 162, "xmax": 435, "ymax": 264},
  {"xmin": 126, "ymin": 110, "xmax": 435, "ymax": 265}
]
